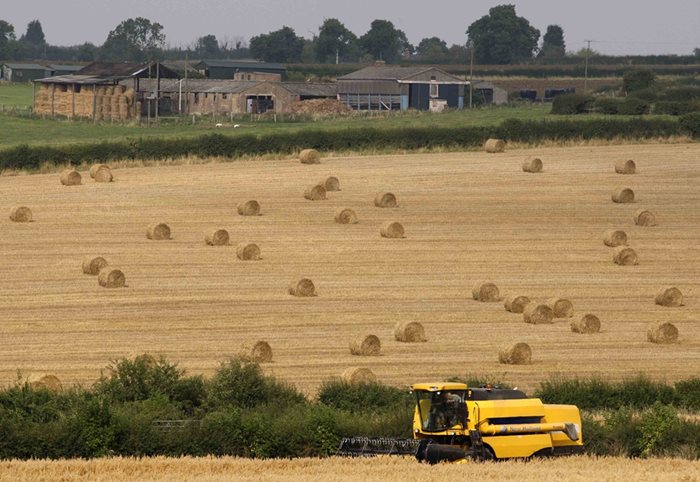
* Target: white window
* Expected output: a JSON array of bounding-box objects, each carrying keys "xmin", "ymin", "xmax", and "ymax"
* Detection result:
[{"xmin": 430, "ymin": 83, "xmax": 439, "ymax": 98}]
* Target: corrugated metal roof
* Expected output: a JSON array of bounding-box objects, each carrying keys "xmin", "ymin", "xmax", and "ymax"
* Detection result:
[
  {"xmin": 2, "ymin": 63, "xmax": 49, "ymax": 70},
  {"xmin": 194, "ymin": 59, "xmax": 286, "ymax": 71},
  {"xmin": 338, "ymin": 66, "xmax": 463, "ymax": 82},
  {"xmin": 34, "ymin": 74, "xmax": 113, "ymax": 84},
  {"xmin": 281, "ymin": 82, "xmax": 337, "ymax": 96},
  {"xmin": 133, "ymin": 79, "xmax": 263, "ymax": 94},
  {"xmin": 77, "ymin": 62, "xmax": 179, "ymax": 79},
  {"xmin": 48, "ymin": 64, "xmax": 84, "ymax": 72}
]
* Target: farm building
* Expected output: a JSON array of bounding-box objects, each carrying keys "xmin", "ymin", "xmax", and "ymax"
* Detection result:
[
  {"xmin": 47, "ymin": 64, "xmax": 84, "ymax": 76},
  {"xmin": 337, "ymin": 64, "xmax": 467, "ymax": 111},
  {"xmin": 472, "ymin": 81, "xmax": 508, "ymax": 105},
  {"xmin": 194, "ymin": 60, "xmax": 286, "ymax": 81},
  {"xmin": 33, "ymin": 62, "xmax": 178, "ymax": 121},
  {"xmin": 1, "ymin": 63, "xmax": 52, "ymax": 82}
]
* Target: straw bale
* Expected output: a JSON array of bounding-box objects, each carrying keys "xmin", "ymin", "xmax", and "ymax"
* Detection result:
[
  {"xmin": 82, "ymin": 256, "xmax": 108, "ymax": 275},
  {"xmin": 613, "ymin": 246, "xmax": 638, "ymax": 266},
  {"xmin": 288, "ymin": 278, "xmax": 316, "ymax": 297},
  {"xmin": 205, "ymin": 229, "xmax": 230, "ymax": 246},
  {"xmin": 299, "ymin": 148, "xmax": 321, "ymax": 164},
  {"xmin": 498, "ymin": 343, "xmax": 532, "ymax": 365},
  {"xmin": 374, "ymin": 192, "xmax": 397, "ymax": 208},
  {"xmin": 349, "ymin": 335, "xmax": 381, "ymax": 356},
  {"xmin": 27, "ymin": 374, "xmax": 63, "ymax": 392},
  {"xmin": 321, "ymin": 176, "xmax": 340, "ymax": 191},
  {"xmin": 634, "ymin": 209, "xmax": 656, "ymax": 226},
  {"xmin": 10, "ymin": 206, "xmax": 32, "ymax": 222},
  {"xmin": 89, "ymin": 164, "xmax": 111, "ymax": 179},
  {"xmin": 394, "ymin": 321, "xmax": 426, "ymax": 342},
  {"xmin": 472, "ymin": 282, "xmax": 500, "ymax": 302},
  {"xmin": 546, "ymin": 297, "xmax": 574, "ymax": 318},
  {"xmin": 147, "ymin": 223, "xmax": 171, "ymax": 240},
  {"xmin": 94, "ymin": 167, "xmax": 113, "ymax": 183},
  {"xmin": 612, "ymin": 188, "xmax": 635, "ymax": 203},
  {"xmin": 334, "ymin": 208, "xmax": 358, "ymax": 224},
  {"xmin": 380, "ymin": 221, "xmax": 405, "ymax": 238},
  {"xmin": 236, "ymin": 242, "xmax": 261, "ymax": 260},
  {"xmin": 647, "ymin": 322, "xmax": 679, "ymax": 344},
  {"xmin": 304, "ymin": 184, "xmax": 327, "ymax": 201},
  {"xmin": 341, "ymin": 367, "xmax": 376, "ymax": 384},
  {"xmin": 655, "ymin": 287, "xmax": 683, "ymax": 307},
  {"xmin": 504, "ymin": 295, "xmax": 530, "ymax": 313},
  {"xmin": 60, "ymin": 169, "xmax": 81, "ymax": 186},
  {"xmin": 615, "ymin": 159, "xmax": 636, "ymax": 174},
  {"xmin": 98, "ymin": 267, "xmax": 126, "ymax": 288},
  {"xmin": 484, "ymin": 138, "xmax": 505, "ymax": 153},
  {"xmin": 523, "ymin": 304, "xmax": 554, "ymax": 324},
  {"xmin": 237, "ymin": 200, "xmax": 261, "ymax": 216},
  {"xmin": 571, "ymin": 314, "xmax": 601, "ymax": 334},
  {"xmin": 241, "ymin": 341, "xmax": 273, "ymax": 363},
  {"xmin": 522, "ymin": 157, "xmax": 543, "ymax": 173},
  {"xmin": 603, "ymin": 229, "xmax": 628, "ymax": 247}
]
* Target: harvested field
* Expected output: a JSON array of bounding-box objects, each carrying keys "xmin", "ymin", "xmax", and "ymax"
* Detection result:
[{"xmin": 0, "ymin": 143, "xmax": 699, "ymax": 395}]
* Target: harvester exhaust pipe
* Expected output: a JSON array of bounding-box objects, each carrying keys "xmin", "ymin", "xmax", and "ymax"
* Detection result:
[{"xmin": 479, "ymin": 421, "xmax": 579, "ymax": 441}]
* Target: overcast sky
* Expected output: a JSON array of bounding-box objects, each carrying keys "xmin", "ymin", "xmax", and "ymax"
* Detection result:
[{"xmin": 4, "ymin": 0, "xmax": 699, "ymax": 56}]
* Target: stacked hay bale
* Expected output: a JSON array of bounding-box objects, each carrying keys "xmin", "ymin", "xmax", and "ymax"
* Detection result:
[
  {"xmin": 299, "ymin": 149, "xmax": 321, "ymax": 164},
  {"xmin": 349, "ymin": 335, "xmax": 381, "ymax": 356},
  {"xmin": 82, "ymin": 256, "xmax": 108, "ymax": 275},
  {"xmin": 603, "ymin": 229, "xmax": 628, "ymax": 247},
  {"xmin": 101, "ymin": 93, "xmax": 111, "ymax": 121},
  {"xmin": 335, "ymin": 208, "xmax": 358, "ymax": 224},
  {"xmin": 288, "ymin": 278, "xmax": 316, "ymax": 297},
  {"xmin": 380, "ymin": 221, "xmax": 404, "ymax": 238},
  {"xmin": 615, "ymin": 160, "xmax": 636, "ymax": 174},
  {"xmin": 472, "ymin": 282, "xmax": 500, "ymax": 302},
  {"xmin": 205, "ymin": 229, "xmax": 230, "ymax": 246},
  {"xmin": 237, "ymin": 242, "xmax": 261, "ymax": 260},
  {"xmin": 484, "ymin": 138, "xmax": 505, "ymax": 153},
  {"xmin": 498, "ymin": 343, "xmax": 532, "ymax": 365},
  {"xmin": 504, "ymin": 295, "xmax": 530, "ymax": 313},
  {"xmin": 612, "ymin": 188, "xmax": 635, "ymax": 203},
  {"xmin": 522, "ymin": 157, "xmax": 543, "ymax": 173},
  {"xmin": 523, "ymin": 303, "xmax": 554, "ymax": 324},
  {"xmin": 394, "ymin": 321, "xmax": 426, "ymax": 342},
  {"xmin": 634, "ymin": 209, "xmax": 657, "ymax": 226},
  {"xmin": 374, "ymin": 192, "xmax": 397, "ymax": 208},
  {"xmin": 571, "ymin": 314, "xmax": 601, "ymax": 334},
  {"xmin": 647, "ymin": 322, "xmax": 679, "ymax": 344},
  {"xmin": 9, "ymin": 206, "xmax": 32, "ymax": 222},
  {"xmin": 60, "ymin": 169, "xmax": 81, "ymax": 186},
  {"xmin": 655, "ymin": 287, "xmax": 683, "ymax": 307},
  {"xmin": 547, "ymin": 298, "xmax": 574, "ymax": 318},
  {"xmin": 147, "ymin": 223, "xmax": 171, "ymax": 240},
  {"xmin": 342, "ymin": 367, "xmax": 376, "ymax": 384}
]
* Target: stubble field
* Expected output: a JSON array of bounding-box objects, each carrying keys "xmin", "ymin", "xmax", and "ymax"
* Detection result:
[{"xmin": 1, "ymin": 142, "xmax": 698, "ymax": 395}]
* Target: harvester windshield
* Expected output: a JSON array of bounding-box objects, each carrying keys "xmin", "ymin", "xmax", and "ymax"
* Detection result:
[{"xmin": 415, "ymin": 389, "xmax": 467, "ymax": 432}]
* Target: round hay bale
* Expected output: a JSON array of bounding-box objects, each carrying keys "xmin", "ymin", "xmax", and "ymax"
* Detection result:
[
  {"xmin": 304, "ymin": 184, "xmax": 327, "ymax": 201},
  {"xmin": 504, "ymin": 295, "xmax": 530, "ymax": 313},
  {"xmin": 634, "ymin": 209, "xmax": 657, "ymax": 226},
  {"xmin": 89, "ymin": 163, "xmax": 111, "ymax": 179},
  {"xmin": 484, "ymin": 138, "xmax": 505, "ymax": 153},
  {"xmin": 98, "ymin": 267, "xmax": 126, "ymax": 288},
  {"xmin": 394, "ymin": 321, "xmax": 426, "ymax": 342},
  {"xmin": 147, "ymin": 223, "xmax": 171, "ymax": 240},
  {"xmin": 27, "ymin": 374, "xmax": 63, "ymax": 392},
  {"xmin": 93, "ymin": 167, "xmax": 113, "ymax": 183},
  {"xmin": 612, "ymin": 188, "xmax": 635, "ymax": 203},
  {"xmin": 341, "ymin": 367, "xmax": 376, "ymax": 384},
  {"xmin": 299, "ymin": 148, "xmax": 321, "ymax": 164},
  {"xmin": 334, "ymin": 208, "xmax": 358, "ymax": 224},
  {"xmin": 205, "ymin": 229, "xmax": 230, "ymax": 246},
  {"xmin": 349, "ymin": 335, "xmax": 381, "ymax": 356},
  {"xmin": 237, "ymin": 200, "xmax": 261, "ymax": 216},
  {"xmin": 603, "ymin": 229, "xmax": 628, "ymax": 247},
  {"xmin": 9, "ymin": 206, "xmax": 32, "ymax": 222},
  {"xmin": 655, "ymin": 287, "xmax": 683, "ymax": 307},
  {"xmin": 522, "ymin": 157, "xmax": 543, "ymax": 173},
  {"xmin": 82, "ymin": 256, "xmax": 108, "ymax": 275},
  {"xmin": 322, "ymin": 176, "xmax": 340, "ymax": 191},
  {"xmin": 236, "ymin": 242, "xmax": 261, "ymax": 260},
  {"xmin": 472, "ymin": 282, "xmax": 500, "ymax": 302},
  {"xmin": 615, "ymin": 159, "xmax": 636, "ymax": 174},
  {"xmin": 242, "ymin": 341, "xmax": 273, "ymax": 363},
  {"xmin": 60, "ymin": 169, "xmax": 81, "ymax": 186},
  {"xmin": 498, "ymin": 343, "xmax": 532, "ymax": 365},
  {"xmin": 380, "ymin": 221, "xmax": 404, "ymax": 238},
  {"xmin": 288, "ymin": 278, "xmax": 316, "ymax": 297},
  {"xmin": 571, "ymin": 314, "xmax": 601, "ymax": 334},
  {"xmin": 374, "ymin": 192, "xmax": 397, "ymax": 208},
  {"xmin": 647, "ymin": 322, "xmax": 679, "ymax": 344},
  {"xmin": 523, "ymin": 304, "xmax": 554, "ymax": 324},
  {"xmin": 546, "ymin": 298, "xmax": 574, "ymax": 318},
  {"xmin": 613, "ymin": 246, "xmax": 638, "ymax": 266}
]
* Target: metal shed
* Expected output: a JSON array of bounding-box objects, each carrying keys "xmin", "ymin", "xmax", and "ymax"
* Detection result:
[
  {"xmin": 194, "ymin": 60, "xmax": 286, "ymax": 81},
  {"xmin": 1, "ymin": 63, "xmax": 51, "ymax": 82}
]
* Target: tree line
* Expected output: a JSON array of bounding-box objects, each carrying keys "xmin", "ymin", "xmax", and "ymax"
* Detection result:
[{"xmin": 1, "ymin": 5, "xmax": 699, "ymax": 66}]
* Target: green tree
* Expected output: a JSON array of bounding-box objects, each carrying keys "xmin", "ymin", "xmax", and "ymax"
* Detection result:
[
  {"xmin": 249, "ymin": 26, "xmax": 304, "ymax": 63},
  {"xmin": 21, "ymin": 20, "xmax": 45, "ymax": 45},
  {"xmin": 539, "ymin": 25, "xmax": 565, "ymax": 58},
  {"xmin": 623, "ymin": 68, "xmax": 656, "ymax": 94},
  {"xmin": 466, "ymin": 4, "xmax": 540, "ymax": 64},
  {"xmin": 0, "ymin": 20, "xmax": 15, "ymax": 57},
  {"xmin": 360, "ymin": 19, "xmax": 411, "ymax": 63},
  {"xmin": 195, "ymin": 34, "xmax": 220, "ymax": 58},
  {"xmin": 101, "ymin": 17, "xmax": 165, "ymax": 61},
  {"xmin": 416, "ymin": 37, "xmax": 449, "ymax": 62},
  {"xmin": 315, "ymin": 18, "xmax": 357, "ymax": 63}
]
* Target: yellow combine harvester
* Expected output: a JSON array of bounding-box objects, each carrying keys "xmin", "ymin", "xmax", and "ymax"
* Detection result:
[{"xmin": 338, "ymin": 382, "xmax": 583, "ymax": 463}]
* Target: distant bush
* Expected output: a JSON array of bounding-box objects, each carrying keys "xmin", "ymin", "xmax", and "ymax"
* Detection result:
[
  {"xmin": 551, "ymin": 93, "xmax": 595, "ymax": 114},
  {"xmin": 628, "ymin": 87, "xmax": 657, "ymax": 102},
  {"xmin": 653, "ymin": 101, "xmax": 700, "ymax": 116},
  {"xmin": 623, "ymin": 68, "xmax": 656, "ymax": 93},
  {"xmin": 679, "ymin": 112, "xmax": 700, "ymax": 137},
  {"xmin": 617, "ymin": 97, "xmax": 650, "ymax": 115},
  {"xmin": 594, "ymin": 97, "xmax": 621, "ymax": 114},
  {"xmin": 317, "ymin": 379, "xmax": 412, "ymax": 413},
  {"xmin": 661, "ymin": 86, "xmax": 700, "ymax": 101}
]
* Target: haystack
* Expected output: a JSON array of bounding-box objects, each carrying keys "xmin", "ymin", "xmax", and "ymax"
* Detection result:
[
  {"xmin": 27, "ymin": 374, "xmax": 63, "ymax": 392},
  {"xmin": 98, "ymin": 267, "xmax": 126, "ymax": 288},
  {"xmin": 394, "ymin": 321, "xmax": 426, "ymax": 342},
  {"xmin": 523, "ymin": 304, "xmax": 554, "ymax": 324},
  {"xmin": 615, "ymin": 159, "xmax": 636, "ymax": 174},
  {"xmin": 647, "ymin": 322, "xmax": 679, "ymax": 344},
  {"xmin": 380, "ymin": 221, "xmax": 404, "ymax": 238},
  {"xmin": 334, "ymin": 208, "xmax": 358, "ymax": 224},
  {"xmin": 603, "ymin": 229, "xmax": 628, "ymax": 247},
  {"xmin": 236, "ymin": 242, "xmax": 261, "ymax": 260},
  {"xmin": 288, "ymin": 278, "xmax": 316, "ymax": 297},
  {"xmin": 60, "ymin": 169, "xmax": 81, "ymax": 186},
  {"xmin": 322, "ymin": 176, "xmax": 340, "ymax": 191},
  {"xmin": 89, "ymin": 163, "xmax": 111, "ymax": 179},
  {"xmin": 341, "ymin": 367, "xmax": 377, "ymax": 384},
  {"xmin": 613, "ymin": 246, "xmax": 638, "ymax": 266},
  {"xmin": 9, "ymin": 206, "xmax": 32, "ymax": 222},
  {"xmin": 571, "ymin": 314, "xmax": 601, "ymax": 334},
  {"xmin": 484, "ymin": 138, "xmax": 505, "ymax": 153},
  {"xmin": 82, "ymin": 256, "xmax": 108, "ymax": 275},
  {"xmin": 237, "ymin": 200, "xmax": 261, "ymax": 216},
  {"xmin": 634, "ymin": 209, "xmax": 657, "ymax": 226},
  {"xmin": 546, "ymin": 298, "xmax": 574, "ymax": 318},
  {"xmin": 498, "ymin": 343, "xmax": 532, "ymax": 365},
  {"xmin": 612, "ymin": 188, "xmax": 635, "ymax": 203},
  {"xmin": 205, "ymin": 229, "xmax": 230, "ymax": 246},
  {"xmin": 472, "ymin": 282, "xmax": 500, "ymax": 302},
  {"xmin": 504, "ymin": 295, "xmax": 530, "ymax": 313},
  {"xmin": 655, "ymin": 287, "xmax": 683, "ymax": 307},
  {"xmin": 374, "ymin": 192, "xmax": 397, "ymax": 208},
  {"xmin": 94, "ymin": 168, "xmax": 113, "ymax": 183},
  {"xmin": 522, "ymin": 157, "xmax": 543, "ymax": 173},
  {"xmin": 147, "ymin": 223, "xmax": 171, "ymax": 240},
  {"xmin": 304, "ymin": 184, "xmax": 327, "ymax": 200},
  {"xmin": 242, "ymin": 341, "xmax": 273, "ymax": 363},
  {"xmin": 349, "ymin": 335, "xmax": 381, "ymax": 356},
  {"xmin": 299, "ymin": 148, "xmax": 321, "ymax": 164}
]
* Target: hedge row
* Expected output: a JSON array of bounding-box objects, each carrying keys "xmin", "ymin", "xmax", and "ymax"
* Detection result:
[{"xmin": 0, "ymin": 117, "xmax": 688, "ymax": 172}]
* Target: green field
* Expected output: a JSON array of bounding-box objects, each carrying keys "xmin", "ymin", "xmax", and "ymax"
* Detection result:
[{"xmin": 0, "ymin": 83, "xmax": 34, "ymax": 107}]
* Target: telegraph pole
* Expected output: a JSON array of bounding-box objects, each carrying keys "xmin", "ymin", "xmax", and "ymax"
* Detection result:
[
  {"xmin": 584, "ymin": 39, "xmax": 592, "ymax": 93},
  {"xmin": 468, "ymin": 40, "xmax": 474, "ymax": 109}
]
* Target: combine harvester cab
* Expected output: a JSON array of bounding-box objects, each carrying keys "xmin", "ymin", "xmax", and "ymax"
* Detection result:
[{"xmin": 411, "ymin": 382, "xmax": 583, "ymax": 463}]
